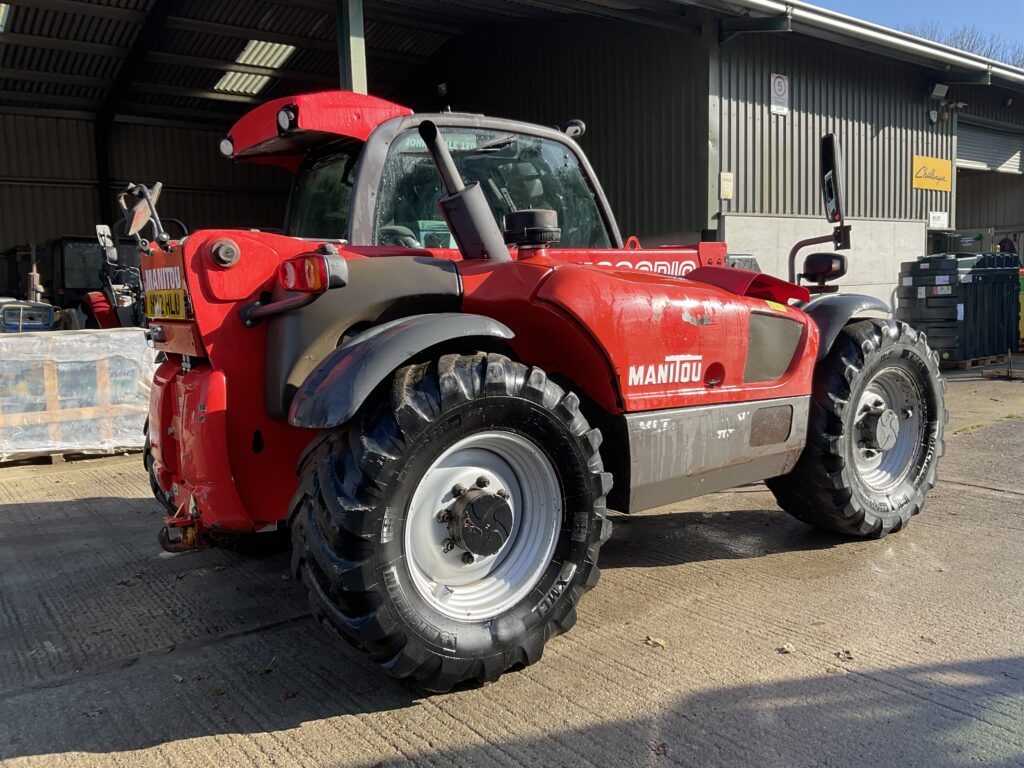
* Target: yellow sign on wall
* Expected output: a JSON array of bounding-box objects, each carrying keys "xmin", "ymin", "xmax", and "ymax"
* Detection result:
[{"xmin": 912, "ymin": 155, "xmax": 952, "ymax": 192}]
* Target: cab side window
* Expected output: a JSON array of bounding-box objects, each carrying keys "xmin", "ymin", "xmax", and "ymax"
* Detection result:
[{"xmin": 373, "ymin": 127, "xmax": 611, "ymax": 249}]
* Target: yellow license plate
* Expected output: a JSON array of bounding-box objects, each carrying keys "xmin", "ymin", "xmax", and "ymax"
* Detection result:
[{"xmin": 145, "ymin": 289, "xmax": 186, "ymax": 319}]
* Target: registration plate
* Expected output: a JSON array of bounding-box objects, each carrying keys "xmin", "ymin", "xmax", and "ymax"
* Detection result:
[{"xmin": 145, "ymin": 289, "xmax": 186, "ymax": 319}]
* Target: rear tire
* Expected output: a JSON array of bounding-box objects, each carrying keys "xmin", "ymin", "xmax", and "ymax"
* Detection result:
[
  {"xmin": 767, "ymin": 319, "xmax": 946, "ymax": 537},
  {"xmin": 289, "ymin": 353, "xmax": 612, "ymax": 691}
]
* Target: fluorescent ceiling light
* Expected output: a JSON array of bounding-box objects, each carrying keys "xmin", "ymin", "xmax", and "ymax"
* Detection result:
[
  {"xmin": 214, "ymin": 39, "xmax": 296, "ymax": 96},
  {"xmin": 0, "ymin": 5, "xmax": 11, "ymax": 33}
]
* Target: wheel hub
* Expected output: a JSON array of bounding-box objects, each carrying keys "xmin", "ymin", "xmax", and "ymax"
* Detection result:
[
  {"xmin": 447, "ymin": 487, "xmax": 513, "ymax": 557},
  {"xmin": 861, "ymin": 407, "xmax": 901, "ymax": 451}
]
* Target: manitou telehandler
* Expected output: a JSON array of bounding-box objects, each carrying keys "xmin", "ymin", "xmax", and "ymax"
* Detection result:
[{"xmin": 128, "ymin": 91, "xmax": 945, "ymax": 691}]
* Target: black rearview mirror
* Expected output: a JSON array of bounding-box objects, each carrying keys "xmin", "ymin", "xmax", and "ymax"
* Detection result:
[
  {"xmin": 820, "ymin": 134, "xmax": 845, "ymax": 225},
  {"xmin": 95, "ymin": 224, "xmax": 118, "ymax": 266}
]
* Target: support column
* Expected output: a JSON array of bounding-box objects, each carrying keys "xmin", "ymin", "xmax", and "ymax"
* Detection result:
[
  {"xmin": 703, "ymin": 13, "xmax": 722, "ymax": 239},
  {"xmin": 336, "ymin": 0, "xmax": 367, "ymax": 94}
]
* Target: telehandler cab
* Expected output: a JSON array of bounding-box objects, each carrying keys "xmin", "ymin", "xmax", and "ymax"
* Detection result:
[{"xmin": 132, "ymin": 91, "xmax": 945, "ymax": 691}]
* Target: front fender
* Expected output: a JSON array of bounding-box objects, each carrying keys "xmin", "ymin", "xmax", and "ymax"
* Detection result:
[
  {"xmin": 804, "ymin": 294, "xmax": 890, "ymax": 360},
  {"xmin": 288, "ymin": 313, "xmax": 514, "ymax": 428},
  {"xmin": 82, "ymin": 291, "xmax": 118, "ymax": 328}
]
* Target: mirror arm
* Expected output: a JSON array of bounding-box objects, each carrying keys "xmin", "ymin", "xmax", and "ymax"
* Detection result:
[{"xmin": 787, "ymin": 234, "xmax": 836, "ymax": 284}]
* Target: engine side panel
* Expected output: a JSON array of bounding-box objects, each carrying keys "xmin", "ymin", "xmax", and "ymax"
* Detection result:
[{"xmin": 533, "ymin": 261, "xmax": 819, "ymax": 412}]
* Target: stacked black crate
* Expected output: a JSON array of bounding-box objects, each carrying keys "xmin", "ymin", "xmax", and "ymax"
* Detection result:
[{"xmin": 895, "ymin": 253, "xmax": 1020, "ymax": 363}]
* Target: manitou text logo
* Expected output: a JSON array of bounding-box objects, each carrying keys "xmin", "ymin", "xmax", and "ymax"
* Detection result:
[
  {"xmin": 591, "ymin": 259, "xmax": 698, "ymax": 276},
  {"xmin": 142, "ymin": 266, "xmax": 182, "ymax": 291},
  {"xmin": 628, "ymin": 354, "xmax": 703, "ymax": 387}
]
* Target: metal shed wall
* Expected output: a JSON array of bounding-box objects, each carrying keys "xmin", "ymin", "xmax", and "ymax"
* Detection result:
[
  {"xmin": 0, "ymin": 114, "xmax": 291, "ymax": 253},
  {"xmin": 716, "ymin": 32, "xmax": 955, "ymax": 222},
  {"xmin": 0, "ymin": 114, "xmax": 98, "ymax": 251},
  {"xmin": 404, "ymin": 18, "xmax": 710, "ymax": 243},
  {"xmin": 957, "ymin": 172, "xmax": 1024, "ymax": 230}
]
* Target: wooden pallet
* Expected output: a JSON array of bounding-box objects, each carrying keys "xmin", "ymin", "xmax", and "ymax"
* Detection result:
[
  {"xmin": 941, "ymin": 355, "xmax": 1008, "ymax": 371},
  {"xmin": 982, "ymin": 364, "xmax": 1024, "ymax": 380}
]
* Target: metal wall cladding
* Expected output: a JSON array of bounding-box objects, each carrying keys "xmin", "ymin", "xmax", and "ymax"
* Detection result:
[
  {"xmin": 404, "ymin": 18, "xmax": 710, "ymax": 241},
  {"xmin": 111, "ymin": 123, "xmax": 290, "ymax": 192},
  {"xmin": 717, "ymin": 33, "xmax": 955, "ymax": 221},
  {"xmin": 0, "ymin": 115, "xmax": 291, "ymax": 251},
  {"xmin": 0, "ymin": 114, "xmax": 96, "ymax": 180},
  {"xmin": 954, "ymin": 84, "xmax": 1024, "ymax": 129},
  {"xmin": 957, "ymin": 172, "xmax": 1024, "ymax": 230}
]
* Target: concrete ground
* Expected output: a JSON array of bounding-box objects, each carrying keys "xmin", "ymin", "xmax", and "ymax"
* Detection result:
[{"xmin": 1, "ymin": 373, "xmax": 1022, "ymax": 768}]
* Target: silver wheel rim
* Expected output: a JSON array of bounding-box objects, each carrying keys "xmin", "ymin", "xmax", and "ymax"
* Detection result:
[
  {"xmin": 853, "ymin": 365, "xmax": 926, "ymax": 493},
  {"xmin": 405, "ymin": 431, "xmax": 562, "ymax": 621}
]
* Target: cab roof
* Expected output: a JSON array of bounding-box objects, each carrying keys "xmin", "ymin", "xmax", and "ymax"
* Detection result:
[{"xmin": 224, "ymin": 91, "xmax": 412, "ymax": 171}]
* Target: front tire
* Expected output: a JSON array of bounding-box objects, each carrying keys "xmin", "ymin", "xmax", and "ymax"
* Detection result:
[
  {"xmin": 289, "ymin": 353, "xmax": 612, "ymax": 691},
  {"xmin": 767, "ymin": 319, "xmax": 946, "ymax": 537}
]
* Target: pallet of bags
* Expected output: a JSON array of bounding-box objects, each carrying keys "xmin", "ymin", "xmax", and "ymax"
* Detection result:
[{"xmin": 0, "ymin": 328, "xmax": 156, "ymax": 462}]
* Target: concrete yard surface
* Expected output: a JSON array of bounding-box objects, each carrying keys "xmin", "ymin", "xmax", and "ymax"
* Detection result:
[{"xmin": 1, "ymin": 376, "xmax": 1022, "ymax": 768}]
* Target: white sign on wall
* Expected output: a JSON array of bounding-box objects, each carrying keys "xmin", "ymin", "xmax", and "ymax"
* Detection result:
[
  {"xmin": 770, "ymin": 73, "xmax": 789, "ymax": 116},
  {"xmin": 928, "ymin": 211, "xmax": 950, "ymax": 229}
]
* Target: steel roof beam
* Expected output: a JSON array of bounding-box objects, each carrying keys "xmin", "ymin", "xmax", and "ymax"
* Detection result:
[
  {"xmin": 146, "ymin": 51, "xmax": 338, "ymax": 85},
  {"xmin": 0, "ymin": 89, "xmax": 99, "ymax": 108},
  {"xmin": 5, "ymin": 0, "xmax": 145, "ymax": 24},
  {"xmin": 163, "ymin": 16, "xmax": 336, "ymax": 52},
  {"xmin": 132, "ymin": 82, "xmax": 262, "ymax": 104},
  {"xmin": 0, "ymin": 67, "xmax": 114, "ymax": 88},
  {"xmin": 718, "ymin": 14, "xmax": 790, "ymax": 44},
  {"xmin": 0, "ymin": 31, "xmax": 129, "ymax": 57},
  {"xmin": 162, "ymin": 16, "xmax": 426, "ymax": 64}
]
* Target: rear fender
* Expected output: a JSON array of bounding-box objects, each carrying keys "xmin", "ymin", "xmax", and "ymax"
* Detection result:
[
  {"xmin": 804, "ymin": 294, "xmax": 891, "ymax": 360},
  {"xmin": 288, "ymin": 313, "xmax": 514, "ymax": 428}
]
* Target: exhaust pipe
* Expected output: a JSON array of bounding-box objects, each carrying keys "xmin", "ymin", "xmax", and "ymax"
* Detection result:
[{"xmin": 418, "ymin": 120, "xmax": 510, "ymax": 262}]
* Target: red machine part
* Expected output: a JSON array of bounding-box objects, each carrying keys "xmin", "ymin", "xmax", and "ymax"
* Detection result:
[
  {"xmin": 226, "ymin": 91, "xmax": 411, "ymax": 169},
  {"xmin": 142, "ymin": 228, "xmax": 811, "ymax": 537},
  {"xmin": 81, "ymin": 290, "xmax": 118, "ymax": 328},
  {"xmin": 462, "ymin": 252, "xmax": 819, "ymax": 414}
]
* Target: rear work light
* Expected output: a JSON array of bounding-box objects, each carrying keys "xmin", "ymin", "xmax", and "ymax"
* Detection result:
[{"xmin": 279, "ymin": 254, "xmax": 348, "ymax": 293}]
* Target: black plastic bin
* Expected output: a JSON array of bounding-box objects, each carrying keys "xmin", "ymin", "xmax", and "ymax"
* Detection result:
[{"xmin": 895, "ymin": 252, "xmax": 1020, "ymax": 362}]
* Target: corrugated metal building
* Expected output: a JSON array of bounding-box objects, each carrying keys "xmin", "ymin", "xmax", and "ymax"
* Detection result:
[{"xmin": 3, "ymin": 0, "xmax": 1024, "ymax": 302}]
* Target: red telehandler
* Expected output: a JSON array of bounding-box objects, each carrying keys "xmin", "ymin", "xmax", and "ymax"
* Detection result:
[{"xmin": 126, "ymin": 91, "xmax": 944, "ymax": 691}]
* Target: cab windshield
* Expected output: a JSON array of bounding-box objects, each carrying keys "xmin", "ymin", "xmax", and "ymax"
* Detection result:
[
  {"xmin": 286, "ymin": 141, "xmax": 361, "ymax": 239},
  {"xmin": 374, "ymin": 127, "xmax": 612, "ymax": 249}
]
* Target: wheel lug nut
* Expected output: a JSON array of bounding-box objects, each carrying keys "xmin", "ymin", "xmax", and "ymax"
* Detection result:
[
  {"xmin": 461, "ymin": 552, "xmax": 474, "ymax": 565},
  {"xmin": 476, "ymin": 475, "xmax": 490, "ymax": 488},
  {"xmin": 441, "ymin": 539, "xmax": 454, "ymax": 553},
  {"xmin": 497, "ymin": 488, "xmax": 510, "ymax": 499},
  {"xmin": 452, "ymin": 484, "xmax": 467, "ymax": 497},
  {"xmin": 902, "ymin": 409, "xmax": 913, "ymax": 419},
  {"xmin": 437, "ymin": 510, "xmax": 451, "ymax": 523}
]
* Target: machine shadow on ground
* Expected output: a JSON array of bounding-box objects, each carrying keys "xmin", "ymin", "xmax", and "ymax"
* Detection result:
[
  {"xmin": 344, "ymin": 656, "xmax": 1024, "ymax": 768},
  {"xmin": 1, "ymin": 492, "xmax": 863, "ymax": 761},
  {"xmin": 600, "ymin": 504, "xmax": 846, "ymax": 569},
  {"xmin": 4, "ymin": 652, "xmax": 1021, "ymax": 765}
]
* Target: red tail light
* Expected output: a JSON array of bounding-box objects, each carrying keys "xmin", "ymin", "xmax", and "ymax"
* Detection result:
[{"xmin": 280, "ymin": 255, "xmax": 329, "ymax": 293}]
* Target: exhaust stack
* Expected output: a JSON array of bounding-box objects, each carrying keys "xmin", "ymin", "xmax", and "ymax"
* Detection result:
[{"xmin": 418, "ymin": 120, "xmax": 510, "ymax": 262}]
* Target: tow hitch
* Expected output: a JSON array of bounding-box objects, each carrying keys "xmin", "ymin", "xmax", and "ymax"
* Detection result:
[{"xmin": 157, "ymin": 494, "xmax": 205, "ymax": 553}]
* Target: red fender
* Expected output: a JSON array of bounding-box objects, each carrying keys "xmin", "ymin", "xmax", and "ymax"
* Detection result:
[{"xmin": 81, "ymin": 291, "xmax": 119, "ymax": 328}]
